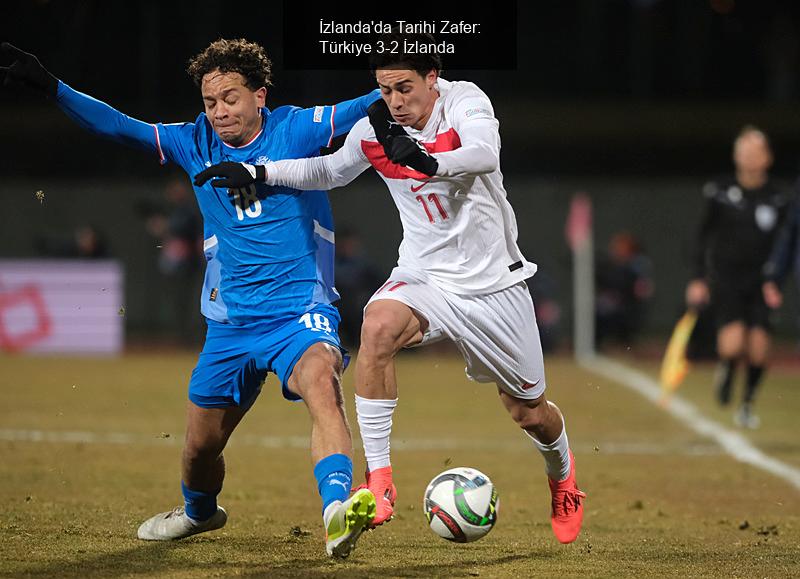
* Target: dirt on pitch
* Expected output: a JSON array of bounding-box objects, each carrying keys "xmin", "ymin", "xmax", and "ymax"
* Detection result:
[{"xmin": 1, "ymin": 352, "xmax": 798, "ymax": 578}]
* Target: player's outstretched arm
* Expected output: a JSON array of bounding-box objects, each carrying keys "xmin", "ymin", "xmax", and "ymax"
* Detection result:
[
  {"xmin": 196, "ymin": 128, "xmax": 370, "ymax": 192},
  {"xmin": 1, "ymin": 43, "xmax": 160, "ymax": 154},
  {"xmin": 194, "ymin": 162, "xmax": 266, "ymax": 189},
  {"xmin": 294, "ymin": 90, "xmax": 381, "ymax": 156},
  {"xmin": 0, "ymin": 43, "xmax": 58, "ymax": 96},
  {"xmin": 329, "ymin": 89, "xmax": 381, "ymax": 138}
]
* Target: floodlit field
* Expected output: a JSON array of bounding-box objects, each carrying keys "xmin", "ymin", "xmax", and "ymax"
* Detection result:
[{"xmin": 1, "ymin": 352, "xmax": 798, "ymax": 578}]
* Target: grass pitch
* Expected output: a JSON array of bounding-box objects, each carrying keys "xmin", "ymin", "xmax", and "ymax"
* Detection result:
[{"xmin": 1, "ymin": 352, "xmax": 798, "ymax": 578}]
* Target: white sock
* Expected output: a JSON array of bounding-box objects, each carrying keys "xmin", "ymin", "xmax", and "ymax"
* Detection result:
[
  {"xmin": 355, "ymin": 395, "xmax": 397, "ymax": 472},
  {"xmin": 526, "ymin": 417, "xmax": 571, "ymax": 481}
]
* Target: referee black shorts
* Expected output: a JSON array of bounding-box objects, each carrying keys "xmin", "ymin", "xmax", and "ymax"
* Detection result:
[{"xmin": 711, "ymin": 275, "xmax": 772, "ymax": 330}]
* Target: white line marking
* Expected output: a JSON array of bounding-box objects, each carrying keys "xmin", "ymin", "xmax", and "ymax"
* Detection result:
[
  {"xmin": 581, "ymin": 354, "xmax": 800, "ymax": 491},
  {"xmin": 0, "ymin": 428, "xmax": 720, "ymax": 456}
]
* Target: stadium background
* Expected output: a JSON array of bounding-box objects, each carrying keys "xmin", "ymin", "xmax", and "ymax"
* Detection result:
[
  {"xmin": 2, "ymin": 0, "xmax": 799, "ymax": 341},
  {"xmin": 2, "ymin": 2, "xmax": 800, "ymax": 577}
]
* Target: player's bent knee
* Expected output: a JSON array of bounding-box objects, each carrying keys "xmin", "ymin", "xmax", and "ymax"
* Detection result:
[
  {"xmin": 360, "ymin": 314, "xmax": 405, "ymax": 357},
  {"xmin": 289, "ymin": 343, "xmax": 344, "ymax": 404},
  {"xmin": 296, "ymin": 342, "xmax": 343, "ymax": 375}
]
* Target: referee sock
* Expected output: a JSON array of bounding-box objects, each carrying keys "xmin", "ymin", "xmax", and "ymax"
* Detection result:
[
  {"xmin": 714, "ymin": 358, "xmax": 736, "ymax": 406},
  {"xmin": 743, "ymin": 364, "xmax": 765, "ymax": 404},
  {"xmin": 355, "ymin": 395, "xmax": 397, "ymax": 472}
]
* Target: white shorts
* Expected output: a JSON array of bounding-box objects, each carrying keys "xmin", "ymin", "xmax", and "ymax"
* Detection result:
[{"xmin": 366, "ymin": 266, "xmax": 546, "ymax": 399}]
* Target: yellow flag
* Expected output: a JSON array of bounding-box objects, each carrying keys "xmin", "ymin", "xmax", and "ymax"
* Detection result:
[{"xmin": 659, "ymin": 310, "xmax": 699, "ymax": 404}]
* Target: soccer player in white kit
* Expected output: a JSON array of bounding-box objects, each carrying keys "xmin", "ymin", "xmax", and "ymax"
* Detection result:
[{"xmin": 197, "ymin": 34, "xmax": 586, "ymax": 544}]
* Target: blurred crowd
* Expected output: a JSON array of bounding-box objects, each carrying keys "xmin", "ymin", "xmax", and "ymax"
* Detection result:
[{"xmin": 595, "ymin": 232, "xmax": 654, "ymax": 348}]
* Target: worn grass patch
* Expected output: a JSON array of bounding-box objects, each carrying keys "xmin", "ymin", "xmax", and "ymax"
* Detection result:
[{"xmin": 1, "ymin": 353, "xmax": 797, "ymax": 577}]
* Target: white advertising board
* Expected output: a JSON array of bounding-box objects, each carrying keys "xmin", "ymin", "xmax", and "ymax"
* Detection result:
[{"xmin": 0, "ymin": 260, "xmax": 124, "ymax": 355}]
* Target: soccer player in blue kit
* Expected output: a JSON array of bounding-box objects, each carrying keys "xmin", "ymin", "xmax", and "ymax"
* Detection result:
[{"xmin": 0, "ymin": 39, "xmax": 380, "ymax": 558}]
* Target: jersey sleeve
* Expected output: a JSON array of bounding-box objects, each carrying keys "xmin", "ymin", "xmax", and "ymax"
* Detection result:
[
  {"xmin": 289, "ymin": 89, "xmax": 381, "ymax": 157},
  {"xmin": 153, "ymin": 122, "xmax": 197, "ymax": 169},
  {"xmin": 264, "ymin": 120, "xmax": 371, "ymax": 191},
  {"xmin": 56, "ymin": 81, "xmax": 161, "ymax": 158},
  {"xmin": 56, "ymin": 81, "xmax": 197, "ymax": 168},
  {"xmin": 433, "ymin": 89, "xmax": 501, "ymax": 179},
  {"xmin": 691, "ymin": 183, "xmax": 721, "ymax": 279}
]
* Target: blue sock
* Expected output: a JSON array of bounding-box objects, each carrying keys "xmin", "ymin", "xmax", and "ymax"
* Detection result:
[
  {"xmin": 313, "ymin": 453, "xmax": 353, "ymax": 513},
  {"xmin": 181, "ymin": 481, "xmax": 219, "ymax": 522}
]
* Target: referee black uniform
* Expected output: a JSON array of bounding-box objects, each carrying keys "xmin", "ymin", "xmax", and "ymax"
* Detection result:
[
  {"xmin": 693, "ymin": 176, "xmax": 790, "ymax": 329},
  {"xmin": 691, "ymin": 175, "xmax": 790, "ymax": 417}
]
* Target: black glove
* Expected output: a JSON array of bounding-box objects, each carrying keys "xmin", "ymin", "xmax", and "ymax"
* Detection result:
[
  {"xmin": 367, "ymin": 98, "xmax": 439, "ymax": 177},
  {"xmin": 194, "ymin": 162, "xmax": 266, "ymax": 189},
  {"xmin": 368, "ymin": 98, "xmax": 405, "ymax": 144},
  {"xmin": 385, "ymin": 135, "xmax": 439, "ymax": 177},
  {"xmin": 0, "ymin": 43, "xmax": 59, "ymax": 97}
]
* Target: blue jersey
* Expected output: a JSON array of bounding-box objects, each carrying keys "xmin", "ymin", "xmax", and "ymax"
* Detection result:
[{"xmin": 57, "ymin": 83, "xmax": 380, "ymax": 324}]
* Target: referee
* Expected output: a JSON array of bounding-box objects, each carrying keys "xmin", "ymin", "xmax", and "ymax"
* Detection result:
[{"xmin": 685, "ymin": 126, "xmax": 790, "ymax": 428}]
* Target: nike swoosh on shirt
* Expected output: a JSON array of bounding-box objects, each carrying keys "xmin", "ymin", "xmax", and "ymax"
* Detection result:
[{"xmin": 410, "ymin": 182, "xmax": 428, "ymax": 193}]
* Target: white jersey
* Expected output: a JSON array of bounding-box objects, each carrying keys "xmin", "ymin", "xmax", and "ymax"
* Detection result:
[{"xmin": 265, "ymin": 78, "xmax": 536, "ymax": 295}]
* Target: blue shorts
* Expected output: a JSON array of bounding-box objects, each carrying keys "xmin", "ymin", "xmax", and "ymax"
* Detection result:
[{"xmin": 188, "ymin": 304, "xmax": 344, "ymax": 409}]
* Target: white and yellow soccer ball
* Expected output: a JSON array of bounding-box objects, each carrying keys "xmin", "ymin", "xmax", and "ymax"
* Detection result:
[{"xmin": 423, "ymin": 467, "xmax": 499, "ymax": 543}]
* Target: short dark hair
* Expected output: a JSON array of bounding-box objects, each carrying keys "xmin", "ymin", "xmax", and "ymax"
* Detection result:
[
  {"xmin": 187, "ymin": 38, "xmax": 273, "ymax": 90},
  {"xmin": 736, "ymin": 124, "xmax": 771, "ymax": 150},
  {"xmin": 368, "ymin": 31, "xmax": 442, "ymax": 78}
]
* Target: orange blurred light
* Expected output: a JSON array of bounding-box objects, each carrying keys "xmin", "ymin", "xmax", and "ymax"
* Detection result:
[{"xmin": 709, "ymin": 0, "xmax": 735, "ymax": 15}]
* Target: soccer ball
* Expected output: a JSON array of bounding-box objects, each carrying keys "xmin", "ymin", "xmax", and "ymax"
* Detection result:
[{"xmin": 423, "ymin": 467, "xmax": 499, "ymax": 543}]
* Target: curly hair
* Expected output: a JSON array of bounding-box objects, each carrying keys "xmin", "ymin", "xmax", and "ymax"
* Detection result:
[{"xmin": 187, "ymin": 38, "xmax": 272, "ymax": 90}]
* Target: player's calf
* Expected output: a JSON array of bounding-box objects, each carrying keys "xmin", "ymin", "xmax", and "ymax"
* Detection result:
[{"xmin": 499, "ymin": 392, "xmax": 585, "ymax": 542}]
